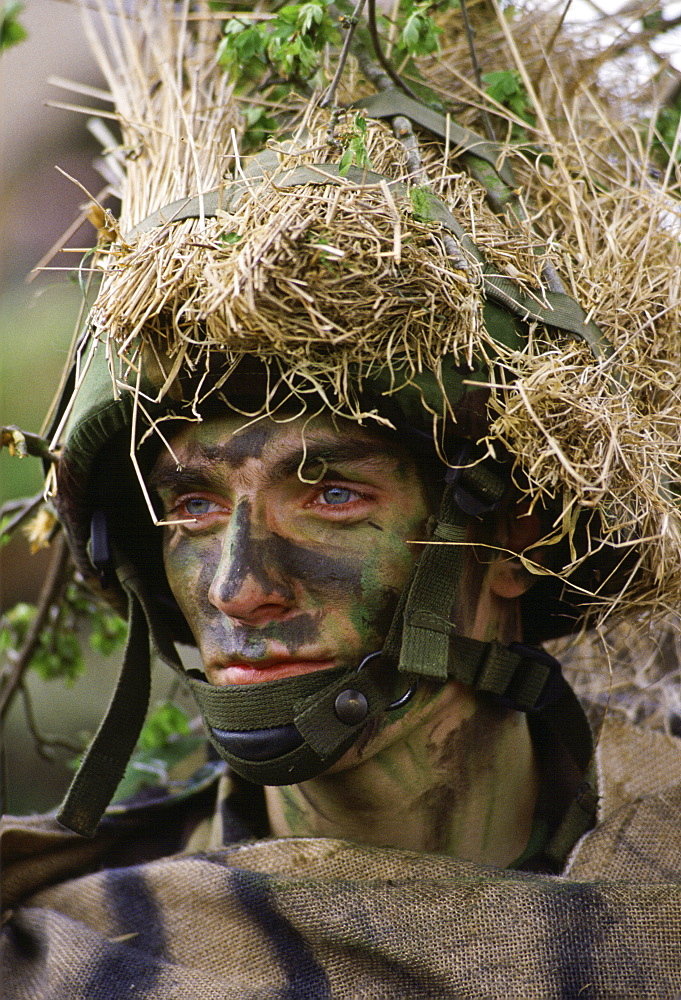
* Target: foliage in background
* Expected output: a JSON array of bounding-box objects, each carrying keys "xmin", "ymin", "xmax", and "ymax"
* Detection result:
[
  {"xmin": 216, "ymin": 1, "xmax": 339, "ymax": 88},
  {"xmin": 107, "ymin": 701, "xmax": 207, "ymax": 803},
  {"xmin": 398, "ymin": 1, "xmax": 446, "ymax": 57},
  {"xmin": 0, "ymin": 581, "xmax": 126, "ymax": 686},
  {"xmin": 338, "ymin": 112, "xmax": 372, "ymax": 174},
  {"xmin": 482, "ymin": 69, "xmax": 535, "ymax": 141},
  {"xmin": 0, "ymin": 1, "xmax": 27, "ymax": 51}
]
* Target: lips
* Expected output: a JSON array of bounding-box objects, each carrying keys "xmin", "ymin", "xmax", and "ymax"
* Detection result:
[{"xmin": 207, "ymin": 657, "xmax": 338, "ymax": 686}]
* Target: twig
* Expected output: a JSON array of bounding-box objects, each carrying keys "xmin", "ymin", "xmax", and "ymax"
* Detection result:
[
  {"xmin": 533, "ymin": 0, "xmax": 574, "ymax": 91},
  {"xmin": 366, "ymin": 0, "xmax": 419, "ymax": 100},
  {"xmin": 459, "ymin": 0, "xmax": 496, "ymax": 142},
  {"xmin": 20, "ymin": 683, "xmax": 85, "ymax": 759},
  {"xmin": 0, "ymin": 534, "xmax": 71, "ymax": 721},
  {"xmin": 392, "ymin": 115, "xmax": 426, "ymax": 182},
  {"xmin": 0, "ymin": 494, "xmax": 45, "ymax": 540},
  {"xmin": 1, "ymin": 426, "xmax": 59, "ymax": 463},
  {"xmin": 321, "ymin": 0, "xmax": 368, "ymax": 109}
]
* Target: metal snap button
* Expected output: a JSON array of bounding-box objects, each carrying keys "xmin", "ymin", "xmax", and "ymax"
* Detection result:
[{"xmin": 334, "ymin": 688, "xmax": 369, "ymax": 726}]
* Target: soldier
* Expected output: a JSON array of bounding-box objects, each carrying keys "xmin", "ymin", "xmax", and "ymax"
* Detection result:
[{"xmin": 3, "ymin": 1, "xmax": 681, "ymax": 995}]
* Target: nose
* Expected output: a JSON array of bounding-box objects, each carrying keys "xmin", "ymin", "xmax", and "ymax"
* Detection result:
[{"xmin": 208, "ymin": 499, "xmax": 295, "ymax": 626}]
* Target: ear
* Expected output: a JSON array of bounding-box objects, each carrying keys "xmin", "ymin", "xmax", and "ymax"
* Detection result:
[{"xmin": 488, "ymin": 507, "xmax": 544, "ymax": 600}]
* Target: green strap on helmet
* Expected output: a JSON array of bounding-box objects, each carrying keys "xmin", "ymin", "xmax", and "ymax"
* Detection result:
[{"xmin": 57, "ymin": 586, "xmax": 151, "ymax": 838}]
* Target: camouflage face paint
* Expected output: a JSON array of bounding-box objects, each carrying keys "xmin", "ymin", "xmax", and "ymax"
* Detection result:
[{"xmin": 150, "ymin": 412, "xmax": 431, "ymax": 686}]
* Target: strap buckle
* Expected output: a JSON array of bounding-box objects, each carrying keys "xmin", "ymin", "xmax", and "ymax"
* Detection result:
[
  {"xmin": 445, "ymin": 444, "xmax": 506, "ymax": 516},
  {"xmin": 506, "ymin": 642, "xmax": 566, "ymax": 712},
  {"xmin": 90, "ymin": 509, "xmax": 114, "ymax": 590},
  {"xmin": 357, "ymin": 650, "xmax": 419, "ymax": 711}
]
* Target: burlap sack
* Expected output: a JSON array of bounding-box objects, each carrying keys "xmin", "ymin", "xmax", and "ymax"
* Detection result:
[{"xmin": 3, "ymin": 717, "xmax": 681, "ymax": 999}]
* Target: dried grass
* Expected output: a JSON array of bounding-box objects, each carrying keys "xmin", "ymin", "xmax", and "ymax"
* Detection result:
[{"xmin": 61, "ymin": 0, "xmax": 681, "ymax": 628}]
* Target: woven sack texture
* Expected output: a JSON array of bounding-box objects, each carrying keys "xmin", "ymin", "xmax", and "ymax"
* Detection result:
[{"xmin": 3, "ymin": 717, "xmax": 681, "ymax": 999}]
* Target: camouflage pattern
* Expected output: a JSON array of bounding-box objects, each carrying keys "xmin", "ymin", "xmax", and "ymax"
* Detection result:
[{"xmin": 3, "ymin": 715, "xmax": 681, "ymax": 999}]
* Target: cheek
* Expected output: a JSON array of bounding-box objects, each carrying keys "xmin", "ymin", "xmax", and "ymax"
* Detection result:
[
  {"xmin": 164, "ymin": 533, "xmax": 220, "ymax": 625},
  {"xmin": 353, "ymin": 518, "xmax": 426, "ymax": 641}
]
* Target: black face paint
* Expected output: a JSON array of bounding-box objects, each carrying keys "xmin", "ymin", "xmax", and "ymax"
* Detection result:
[
  {"xmin": 203, "ymin": 614, "xmax": 322, "ymax": 660},
  {"xmin": 218, "ymin": 423, "xmax": 272, "ymax": 468},
  {"xmin": 212, "ymin": 499, "xmax": 295, "ymax": 606},
  {"xmin": 209, "ymin": 498, "xmax": 365, "ymax": 609}
]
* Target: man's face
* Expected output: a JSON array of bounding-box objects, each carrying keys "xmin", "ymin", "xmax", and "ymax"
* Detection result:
[{"xmin": 151, "ymin": 413, "xmax": 431, "ymax": 685}]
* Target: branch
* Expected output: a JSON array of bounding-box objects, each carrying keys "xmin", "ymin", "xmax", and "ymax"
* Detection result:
[
  {"xmin": 1, "ymin": 426, "xmax": 59, "ymax": 463},
  {"xmin": 0, "ymin": 493, "xmax": 45, "ymax": 540},
  {"xmin": 590, "ymin": 7, "xmax": 681, "ymax": 64},
  {"xmin": 459, "ymin": 0, "xmax": 496, "ymax": 142},
  {"xmin": 321, "ymin": 0, "xmax": 369, "ymax": 109},
  {"xmin": 20, "ymin": 683, "xmax": 84, "ymax": 759},
  {"xmin": 366, "ymin": 0, "xmax": 419, "ymax": 100},
  {"xmin": 0, "ymin": 533, "xmax": 71, "ymax": 720}
]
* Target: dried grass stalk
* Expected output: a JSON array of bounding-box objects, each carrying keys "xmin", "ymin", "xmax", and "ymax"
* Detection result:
[{"xmin": 61, "ymin": 0, "xmax": 681, "ymax": 628}]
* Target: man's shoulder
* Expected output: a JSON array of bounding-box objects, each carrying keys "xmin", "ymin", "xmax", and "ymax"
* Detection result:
[{"xmin": 567, "ymin": 716, "xmax": 681, "ymax": 881}]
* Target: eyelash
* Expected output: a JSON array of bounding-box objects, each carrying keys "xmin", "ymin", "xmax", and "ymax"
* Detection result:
[
  {"xmin": 309, "ymin": 484, "xmax": 364, "ymax": 508},
  {"xmin": 164, "ymin": 481, "xmax": 371, "ymax": 526}
]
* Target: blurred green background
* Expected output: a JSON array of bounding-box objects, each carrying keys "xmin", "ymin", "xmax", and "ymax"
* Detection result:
[{"xmin": 0, "ymin": 0, "xmax": 184, "ymax": 815}]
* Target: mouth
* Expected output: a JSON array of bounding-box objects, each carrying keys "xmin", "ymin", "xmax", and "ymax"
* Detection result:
[{"xmin": 207, "ymin": 657, "xmax": 338, "ymax": 686}]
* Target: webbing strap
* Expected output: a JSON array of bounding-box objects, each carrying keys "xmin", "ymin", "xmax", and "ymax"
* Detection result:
[
  {"xmin": 381, "ymin": 462, "xmax": 566, "ymax": 711},
  {"xmin": 57, "ymin": 588, "xmax": 151, "ymax": 837},
  {"xmin": 185, "ymin": 656, "xmax": 400, "ymax": 761},
  {"xmin": 396, "ymin": 487, "xmax": 468, "ymax": 681},
  {"xmin": 353, "ymin": 91, "xmax": 517, "ymax": 187},
  {"xmin": 545, "ymin": 757, "xmax": 599, "ymax": 868}
]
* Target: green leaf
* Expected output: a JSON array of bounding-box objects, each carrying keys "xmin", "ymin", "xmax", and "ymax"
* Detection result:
[
  {"xmin": 641, "ymin": 9, "xmax": 663, "ymax": 32},
  {"xmin": 277, "ymin": 5, "xmax": 302, "ymax": 26},
  {"xmin": 220, "ymin": 230, "xmax": 242, "ymax": 245},
  {"xmin": 401, "ymin": 12, "xmax": 422, "ymax": 53},
  {"xmin": 399, "ymin": 6, "xmax": 442, "ymax": 57},
  {"xmin": 1, "ymin": 1, "xmax": 27, "ymax": 51},
  {"xmin": 138, "ymin": 701, "xmax": 192, "ymax": 752},
  {"xmin": 338, "ymin": 147, "xmax": 354, "ymax": 176},
  {"xmin": 89, "ymin": 611, "xmax": 127, "ymax": 656},
  {"xmin": 482, "ymin": 69, "xmax": 535, "ymax": 140},
  {"xmin": 483, "ymin": 70, "xmax": 520, "ymax": 103},
  {"xmin": 298, "ymin": 1, "xmax": 324, "ymax": 34}
]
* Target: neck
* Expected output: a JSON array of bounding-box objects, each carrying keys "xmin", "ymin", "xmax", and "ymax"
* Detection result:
[{"xmin": 264, "ymin": 681, "xmax": 539, "ymax": 867}]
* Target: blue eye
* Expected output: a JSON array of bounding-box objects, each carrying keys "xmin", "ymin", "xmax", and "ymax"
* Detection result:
[
  {"xmin": 185, "ymin": 498, "xmax": 216, "ymax": 515},
  {"xmin": 321, "ymin": 487, "xmax": 354, "ymax": 505}
]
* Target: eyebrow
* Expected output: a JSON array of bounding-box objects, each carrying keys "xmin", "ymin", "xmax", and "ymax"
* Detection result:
[
  {"xmin": 148, "ymin": 435, "xmax": 400, "ymax": 493},
  {"xmin": 147, "ymin": 462, "xmax": 225, "ymax": 494},
  {"xmin": 270, "ymin": 439, "xmax": 398, "ymax": 481}
]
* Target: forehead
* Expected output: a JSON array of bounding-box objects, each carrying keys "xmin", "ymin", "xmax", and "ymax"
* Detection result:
[{"xmin": 152, "ymin": 410, "xmax": 410, "ymax": 475}]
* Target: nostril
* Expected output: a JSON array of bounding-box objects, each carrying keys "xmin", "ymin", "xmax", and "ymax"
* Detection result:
[{"xmin": 209, "ymin": 568, "xmax": 296, "ymax": 625}]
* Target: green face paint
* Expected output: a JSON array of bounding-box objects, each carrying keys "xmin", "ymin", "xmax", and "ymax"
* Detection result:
[{"xmin": 150, "ymin": 413, "xmax": 431, "ymax": 688}]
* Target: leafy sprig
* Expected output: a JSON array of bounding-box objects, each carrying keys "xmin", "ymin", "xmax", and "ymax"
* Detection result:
[
  {"xmin": 398, "ymin": 1, "xmax": 447, "ymax": 57},
  {"xmin": 217, "ymin": 2, "xmax": 339, "ymax": 88},
  {"xmin": 0, "ymin": 582, "xmax": 127, "ymax": 686},
  {"xmin": 338, "ymin": 112, "xmax": 372, "ymax": 175},
  {"xmin": 482, "ymin": 69, "xmax": 536, "ymax": 141}
]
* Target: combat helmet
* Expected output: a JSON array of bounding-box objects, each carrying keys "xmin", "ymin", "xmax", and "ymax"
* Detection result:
[{"xmin": 24, "ymin": 0, "xmax": 681, "ymax": 836}]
